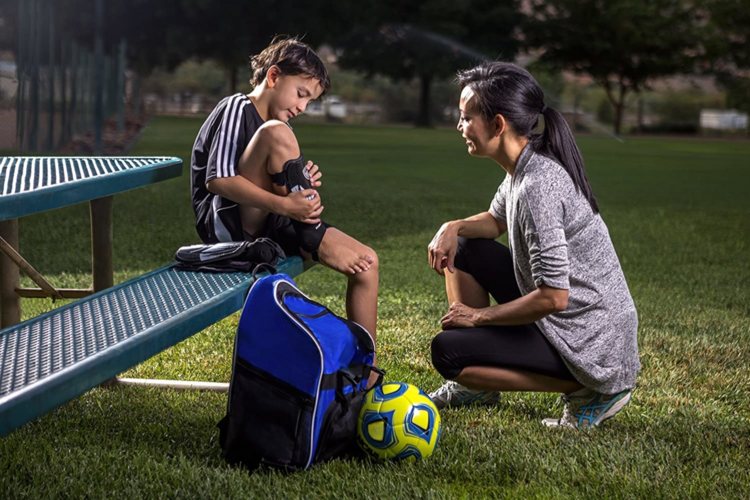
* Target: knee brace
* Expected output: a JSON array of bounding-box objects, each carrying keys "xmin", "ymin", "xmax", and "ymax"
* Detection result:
[{"xmin": 271, "ymin": 154, "xmax": 327, "ymax": 257}]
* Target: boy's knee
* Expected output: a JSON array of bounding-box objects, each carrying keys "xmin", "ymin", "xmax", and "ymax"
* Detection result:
[{"xmin": 257, "ymin": 121, "xmax": 298, "ymax": 164}]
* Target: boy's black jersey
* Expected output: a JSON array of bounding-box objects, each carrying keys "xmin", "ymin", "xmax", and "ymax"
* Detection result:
[{"xmin": 191, "ymin": 93, "xmax": 265, "ymax": 243}]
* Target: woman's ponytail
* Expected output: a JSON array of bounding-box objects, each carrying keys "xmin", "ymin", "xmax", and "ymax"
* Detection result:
[{"xmin": 534, "ymin": 106, "xmax": 599, "ymax": 213}]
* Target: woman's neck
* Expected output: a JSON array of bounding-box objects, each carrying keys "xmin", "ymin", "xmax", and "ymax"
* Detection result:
[
  {"xmin": 491, "ymin": 135, "xmax": 530, "ymax": 176},
  {"xmin": 248, "ymin": 89, "xmax": 270, "ymax": 122}
]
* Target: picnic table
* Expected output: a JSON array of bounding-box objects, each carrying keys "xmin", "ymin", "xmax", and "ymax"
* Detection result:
[
  {"xmin": 0, "ymin": 156, "xmax": 183, "ymax": 327},
  {"xmin": 0, "ymin": 156, "xmax": 309, "ymax": 437}
]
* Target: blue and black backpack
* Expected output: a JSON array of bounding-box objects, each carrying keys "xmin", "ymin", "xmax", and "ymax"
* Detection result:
[{"xmin": 218, "ymin": 266, "xmax": 381, "ymax": 471}]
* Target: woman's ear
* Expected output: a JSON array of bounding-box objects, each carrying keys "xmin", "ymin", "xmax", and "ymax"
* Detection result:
[
  {"xmin": 493, "ymin": 114, "xmax": 506, "ymax": 137},
  {"xmin": 266, "ymin": 65, "xmax": 281, "ymax": 88}
]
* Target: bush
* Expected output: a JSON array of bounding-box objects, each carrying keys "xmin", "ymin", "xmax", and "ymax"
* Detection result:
[
  {"xmin": 636, "ymin": 123, "xmax": 698, "ymax": 135},
  {"xmin": 652, "ymin": 89, "xmax": 725, "ymax": 128}
]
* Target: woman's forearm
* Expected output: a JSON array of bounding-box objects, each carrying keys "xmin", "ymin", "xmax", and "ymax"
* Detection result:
[
  {"xmin": 453, "ymin": 212, "xmax": 507, "ymax": 240},
  {"xmin": 475, "ymin": 286, "xmax": 568, "ymax": 326}
]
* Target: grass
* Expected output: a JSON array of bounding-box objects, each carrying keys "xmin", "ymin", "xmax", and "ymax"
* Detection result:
[{"xmin": 1, "ymin": 116, "xmax": 749, "ymax": 498}]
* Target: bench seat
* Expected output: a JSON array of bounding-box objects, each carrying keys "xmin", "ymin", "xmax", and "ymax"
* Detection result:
[{"xmin": 0, "ymin": 256, "xmax": 305, "ymax": 437}]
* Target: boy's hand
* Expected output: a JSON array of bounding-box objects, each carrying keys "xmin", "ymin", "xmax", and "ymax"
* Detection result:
[
  {"xmin": 284, "ymin": 190, "xmax": 324, "ymax": 224},
  {"xmin": 305, "ymin": 161, "xmax": 322, "ymax": 188}
]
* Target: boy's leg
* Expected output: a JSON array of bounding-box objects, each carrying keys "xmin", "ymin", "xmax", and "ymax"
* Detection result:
[
  {"xmin": 235, "ymin": 122, "xmax": 294, "ymax": 236},
  {"xmin": 237, "ymin": 122, "xmax": 374, "ymax": 273},
  {"xmin": 236, "ymin": 121, "xmax": 380, "ymax": 382}
]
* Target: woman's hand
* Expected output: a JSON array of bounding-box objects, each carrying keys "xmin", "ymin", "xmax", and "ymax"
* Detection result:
[
  {"xmin": 441, "ymin": 301, "xmax": 481, "ymax": 330},
  {"xmin": 281, "ymin": 190, "xmax": 324, "ymax": 224},
  {"xmin": 305, "ymin": 160, "xmax": 322, "ymax": 188},
  {"xmin": 428, "ymin": 221, "xmax": 459, "ymax": 276}
]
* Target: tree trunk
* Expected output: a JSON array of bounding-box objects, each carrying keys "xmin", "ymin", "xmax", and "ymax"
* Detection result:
[
  {"xmin": 637, "ymin": 96, "xmax": 644, "ymax": 135},
  {"xmin": 614, "ymin": 102, "xmax": 624, "ymax": 136},
  {"xmin": 415, "ymin": 74, "xmax": 432, "ymax": 128}
]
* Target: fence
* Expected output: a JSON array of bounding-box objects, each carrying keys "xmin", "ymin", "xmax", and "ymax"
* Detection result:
[{"xmin": 10, "ymin": 0, "xmax": 129, "ymax": 154}]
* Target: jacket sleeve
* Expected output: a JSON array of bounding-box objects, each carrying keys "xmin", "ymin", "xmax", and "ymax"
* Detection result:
[
  {"xmin": 488, "ymin": 174, "xmax": 511, "ymax": 224},
  {"xmin": 517, "ymin": 174, "xmax": 570, "ymax": 290}
]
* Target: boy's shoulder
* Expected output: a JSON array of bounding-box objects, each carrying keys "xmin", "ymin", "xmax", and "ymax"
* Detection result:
[{"xmin": 211, "ymin": 93, "xmax": 251, "ymax": 113}]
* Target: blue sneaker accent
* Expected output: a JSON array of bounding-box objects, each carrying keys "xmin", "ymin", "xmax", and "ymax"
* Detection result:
[{"xmin": 543, "ymin": 388, "xmax": 632, "ymax": 428}]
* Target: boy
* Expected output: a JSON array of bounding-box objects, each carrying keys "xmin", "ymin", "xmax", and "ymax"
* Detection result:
[{"xmin": 191, "ymin": 38, "xmax": 379, "ymax": 383}]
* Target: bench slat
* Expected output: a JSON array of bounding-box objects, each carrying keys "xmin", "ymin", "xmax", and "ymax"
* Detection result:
[
  {"xmin": 0, "ymin": 256, "xmax": 304, "ymax": 437},
  {"xmin": 0, "ymin": 157, "xmax": 182, "ymax": 221}
]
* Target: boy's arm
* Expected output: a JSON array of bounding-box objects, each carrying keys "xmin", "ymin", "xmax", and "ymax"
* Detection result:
[{"xmin": 207, "ymin": 176, "xmax": 323, "ymax": 224}]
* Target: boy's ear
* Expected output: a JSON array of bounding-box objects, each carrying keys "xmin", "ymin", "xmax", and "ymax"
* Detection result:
[
  {"xmin": 493, "ymin": 114, "xmax": 506, "ymax": 137},
  {"xmin": 266, "ymin": 65, "xmax": 281, "ymax": 88}
]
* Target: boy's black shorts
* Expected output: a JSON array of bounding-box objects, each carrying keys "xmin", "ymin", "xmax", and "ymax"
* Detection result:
[{"xmin": 245, "ymin": 213, "xmax": 331, "ymax": 259}]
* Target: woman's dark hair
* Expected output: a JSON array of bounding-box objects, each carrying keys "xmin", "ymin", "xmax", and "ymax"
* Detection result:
[
  {"xmin": 457, "ymin": 61, "xmax": 599, "ymax": 213},
  {"xmin": 250, "ymin": 37, "xmax": 331, "ymax": 96}
]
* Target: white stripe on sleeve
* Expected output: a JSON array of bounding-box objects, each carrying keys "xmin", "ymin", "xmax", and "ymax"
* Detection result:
[
  {"xmin": 226, "ymin": 99, "xmax": 249, "ymax": 177},
  {"xmin": 220, "ymin": 95, "xmax": 242, "ymax": 177},
  {"xmin": 216, "ymin": 95, "xmax": 240, "ymax": 178}
]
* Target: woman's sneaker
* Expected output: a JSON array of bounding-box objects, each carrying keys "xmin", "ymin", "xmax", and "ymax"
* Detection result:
[
  {"xmin": 542, "ymin": 387, "xmax": 632, "ymax": 428},
  {"xmin": 428, "ymin": 381, "xmax": 502, "ymax": 409}
]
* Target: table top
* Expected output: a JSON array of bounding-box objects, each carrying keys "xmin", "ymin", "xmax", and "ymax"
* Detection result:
[{"xmin": 0, "ymin": 157, "xmax": 183, "ymax": 221}]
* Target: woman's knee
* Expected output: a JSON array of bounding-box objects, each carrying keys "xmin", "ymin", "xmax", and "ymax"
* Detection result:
[
  {"xmin": 454, "ymin": 237, "xmax": 512, "ymax": 277},
  {"xmin": 430, "ymin": 332, "xmax": 463, "ymax": 380},
  {"xmin": 454, "ymin": 236, "xmax": 479, "ymax": 274}
]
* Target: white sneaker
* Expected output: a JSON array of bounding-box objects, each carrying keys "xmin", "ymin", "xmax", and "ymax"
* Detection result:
[
  {"xmin": 428, "ymin": 380, "xmax": 502, "ymax": 410},
  {"xmin": 542, "ymin": 388, "xmax": 632, "ymax": 428}
]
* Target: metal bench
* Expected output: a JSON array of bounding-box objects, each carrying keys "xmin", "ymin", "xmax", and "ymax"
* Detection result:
[
  {"xmin": 0, "ymin": 156, "xmax": 183, "ymax": 327},
  {"xmin": 0, "ymin": 256, "xmax": 306, "ymax": 437}
]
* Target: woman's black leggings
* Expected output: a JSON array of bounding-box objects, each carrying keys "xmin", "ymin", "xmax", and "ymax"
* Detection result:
[{"xmin": 430, "ymin": 237, "xmax": 576, "ymax": 381}]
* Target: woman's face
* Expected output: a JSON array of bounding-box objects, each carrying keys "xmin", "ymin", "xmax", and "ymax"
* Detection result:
[{"xmin": 457, "ymin": 86, "xmax": 494, "ymax": 157}]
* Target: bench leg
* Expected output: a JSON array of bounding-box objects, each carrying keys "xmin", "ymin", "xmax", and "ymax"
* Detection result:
[
  {"xmin": 106, "ymin": 378, "xmax": 229, "ymax": 392},
  {"xmin": 0, "ymin": 219, "xmax": 20, "ymax": 328},
  {"xmin": 90, "ymin": 196, "xmax": 114, "ymax": 292}
]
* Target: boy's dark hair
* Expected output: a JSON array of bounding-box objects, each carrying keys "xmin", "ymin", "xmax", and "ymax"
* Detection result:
[{"xmin": 250, "ymin": 37, "xmax": 331, "ymax": 96}]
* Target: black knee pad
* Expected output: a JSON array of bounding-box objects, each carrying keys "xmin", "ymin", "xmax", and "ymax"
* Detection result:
[
  {"xmin": 271, "ymin": 154, "xmax": 327, "ymax": 257},
  {"xmin": 271, "ymin": 154, "xmax": 314, "ymax": 198},
  {"xmin": 292, "ymin": 219, "xmax": 327, "ymax": 256}
]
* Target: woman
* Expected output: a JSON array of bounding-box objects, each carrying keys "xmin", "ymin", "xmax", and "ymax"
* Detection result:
[{"xmin": 427, "ymin": 62, "xmax": 639, "ymax": 428}]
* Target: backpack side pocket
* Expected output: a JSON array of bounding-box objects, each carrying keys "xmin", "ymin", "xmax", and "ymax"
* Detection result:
[{"xmin": 219, "ymin": 358, "xmax": 315, "ymax": 471}]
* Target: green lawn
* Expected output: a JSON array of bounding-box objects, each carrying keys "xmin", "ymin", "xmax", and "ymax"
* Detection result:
[{"xmin": 2, "ymin": 117, "xmax": 749, "ymax": 498}]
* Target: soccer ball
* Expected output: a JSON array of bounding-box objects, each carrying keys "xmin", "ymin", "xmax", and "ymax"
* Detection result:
[{"xmin": 357, "ymin": 382, "xmax": 442, "ymax": 462}]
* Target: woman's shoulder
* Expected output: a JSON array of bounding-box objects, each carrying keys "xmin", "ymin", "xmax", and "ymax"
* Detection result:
[{"xmin": 518, "ymin": 151, "xmax": 573, "ymax": 199}]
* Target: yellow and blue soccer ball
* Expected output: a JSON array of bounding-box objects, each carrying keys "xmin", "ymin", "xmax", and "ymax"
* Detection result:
[{"xmin": 357, "ymin": 382, "xmax": 441, "ymax": 462}]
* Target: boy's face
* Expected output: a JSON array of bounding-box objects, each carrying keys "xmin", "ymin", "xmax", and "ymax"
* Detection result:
[{"xmin": 268, "ymin": 68, "xmax": 324, "ymax": 122}]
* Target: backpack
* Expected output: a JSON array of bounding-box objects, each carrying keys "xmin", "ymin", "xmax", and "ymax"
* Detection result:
[{"xmin": 218, "ymin": 265, "xmax": 381, "ymax": 471}]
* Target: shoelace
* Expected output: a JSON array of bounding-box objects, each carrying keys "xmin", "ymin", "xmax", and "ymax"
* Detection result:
[
  {"xmin": 432, "ymin": 381, "xmax": 458, "ymax": 399},
  {"xmin": 559, "ymin": 394, "xmax": 573, "ymax": 424}
]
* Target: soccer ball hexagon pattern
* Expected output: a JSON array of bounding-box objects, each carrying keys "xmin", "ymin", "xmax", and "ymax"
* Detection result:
[{"xmin": 357, "ymin": 382, "xmax": 442, "ymax": 462}]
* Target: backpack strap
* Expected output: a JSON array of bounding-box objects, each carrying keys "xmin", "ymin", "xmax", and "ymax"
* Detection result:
[
  {"xmin": 346, "ymin": 323, "xmax": 375, "ymax": 355},
  {"xmin": 252, "ymin": 262, "xmax": 278, "ymax": 279}
]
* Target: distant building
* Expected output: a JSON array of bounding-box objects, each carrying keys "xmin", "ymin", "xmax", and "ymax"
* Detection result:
[{"xmin": 700, "ymin": 109, "xmax": 749, "ymax": 131}]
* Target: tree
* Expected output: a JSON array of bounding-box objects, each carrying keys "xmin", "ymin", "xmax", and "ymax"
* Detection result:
[
  {"xmin": 335, "ymin": 0, "xmax": 522, "ymax": 127},
  {"xmin": 176, "ymin": 0, "xmax": 337, "ymax": 94},
  {"xmin": 700, "ymin": 0, "xmax": 750, "ymax": 115},
  {"xmin": 524, "ymin": 0, "xmax": 702, "ymax": 135},
  {"xmin": 700, "ymin": 0, "xmax": 750, "ymax": 73}
]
